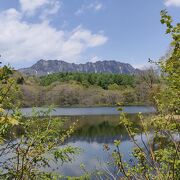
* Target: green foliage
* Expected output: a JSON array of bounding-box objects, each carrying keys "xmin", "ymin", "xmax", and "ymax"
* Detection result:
[
  {"xmin": 108, "ymin": 83, "xmax": 120, "ymax": 90},
  {"xmin": 39, "ymin": 72, "xmax": 135, "ymax": 90},
  {"xmin": 0, "ymin": 65, "xmax": 21, "ymax": 143},
  {"xmin": 16, "ymin": 76, "xmax": 25, "ymax": 84},
  {"xmin": 20, "ymin": 68, "xmax": 161, "ymax": 107},
  {"xmin": 157, "ymin": 10, "xmax": 180, "ymax": 114},
  {"xmin": 0, "ymin": 64, "xmax": 80, "ymax": 179},
  {"xmin": 103, "ymin": 10, "xmax": 180, "ymax": 179}
]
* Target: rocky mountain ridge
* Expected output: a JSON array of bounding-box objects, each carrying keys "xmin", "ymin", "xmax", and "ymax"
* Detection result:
[{"xmin": 19, "ymin": 59, "xmax": 138, "ymax": 76}]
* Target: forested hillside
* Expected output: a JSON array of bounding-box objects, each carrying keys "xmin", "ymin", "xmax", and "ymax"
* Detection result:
[
  {"xmin": 39, "ymin": 72, "xmax": 134, "ymax": 89},
  {"xmin": 17, "ymin": 69, "xmax": 160, "ymax": 107}
]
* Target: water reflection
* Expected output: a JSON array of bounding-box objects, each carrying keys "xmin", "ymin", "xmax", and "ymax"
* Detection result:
[
  {"xmin": 65, "ymin": 114, "xmax": 141, "ymax": 143},
  {"xmin": 47, "ymin": 114, "xmax": 147, "ymax": 177},
  {"xmin": 2, "ymin": 107, "xmax": 151, "ymax": 176}
]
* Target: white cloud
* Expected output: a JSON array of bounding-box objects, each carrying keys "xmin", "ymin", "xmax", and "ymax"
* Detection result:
[
  {"xmin": 89, "ymin": 56, "xmax": 102, "ymax": 62},
  {"xmin": 75, "ymin": 2, "xmax": 103, "ymax": 15},
  {"xmin": 132, "ymin": 63, "xmax": 149, "ymax": 69},
  {"xmin": 94, "ymin": 3, "xmax": 103, "ymax": 11},
  {"xmin": 39, "ymin": 1, "xmax": 61, "ymax": 20},
  {"xmin": 19, "ymin": 0, "xmax": 61, "ymax": 17},
  {"xmin": 20, "ymin": 0, "xmax": 48, "ymax": 15},
  {"xmin": 164, "ymin": 0, "xmax": 180, "ymax": 7},
  {"xmin": 0, "ymin": 2, "xmax": 107, "ymax": 64},
  {"xmin": 70, "ymin": 26, "xmax": 107, "ymax": 47}
]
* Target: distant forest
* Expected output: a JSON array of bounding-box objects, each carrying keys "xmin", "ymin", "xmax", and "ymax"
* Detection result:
[
  {"xmin": 39, "ymin": 72, "xmax": 135, "ymax": 89},
  {"xmin": 16, "ymin": 68, "xmax": 160, "ymax": 107}
]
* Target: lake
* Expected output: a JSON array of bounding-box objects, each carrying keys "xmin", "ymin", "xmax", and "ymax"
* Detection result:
[
  {"xmin": 3, "ymin": 106, "xmax": 155, "ymax": 178},
  {"xmin": 20, "ymin": 106, "xmax": 155, "ymax": 116},
  {"xmin": 26, "ymin": 106, "xmax": 153, "ymax": 178}
]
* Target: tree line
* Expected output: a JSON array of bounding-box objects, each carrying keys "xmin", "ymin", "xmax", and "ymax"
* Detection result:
[{"xmin": 39, "ymin": 72, "xmax": 135, "ymax": 89}]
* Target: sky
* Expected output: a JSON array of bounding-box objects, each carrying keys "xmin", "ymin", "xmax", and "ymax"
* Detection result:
[{"xmin": 0, "ymin": 0, "xmax": 179, "ymax": 69}]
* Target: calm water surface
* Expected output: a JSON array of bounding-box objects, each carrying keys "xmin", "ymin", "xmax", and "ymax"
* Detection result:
[
  {"xmin": 32, "ymin": 106, "xmax": 154, "ymax": 177},
  {"xmin": 20, "ymin": 106, "xmax": 155, "ymax": 116},
  {"xmin": 5, "ymin": 106, "xmax": 155, "ymax": 177},
  {"xmin": 48, "ymin": 115, "xmax": 141, "ymax": 177}
]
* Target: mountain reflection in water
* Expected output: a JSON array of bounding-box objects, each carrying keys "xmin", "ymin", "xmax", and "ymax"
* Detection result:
[{"xmin": 46, "ymin": 114, "xmax": 148, "ymax": 177}]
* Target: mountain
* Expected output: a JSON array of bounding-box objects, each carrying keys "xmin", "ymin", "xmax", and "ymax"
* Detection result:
[{"xmin": 19, "ymin": 59, "xmax": 138, "ymax": 76}]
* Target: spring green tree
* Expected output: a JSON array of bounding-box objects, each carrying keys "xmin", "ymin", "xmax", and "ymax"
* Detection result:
[
  {"xmin": 103, "ymin": 10, "xmax": 180, "ymax": 180},
  {"xmin": 0, "ymin": 64, "xmax": 80, "ymax": 179}
]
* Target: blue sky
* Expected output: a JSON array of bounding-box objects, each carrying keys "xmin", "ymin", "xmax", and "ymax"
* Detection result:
[{"xmin": 0, "ymin": 0, "xmax": 179, "ymax": 69}]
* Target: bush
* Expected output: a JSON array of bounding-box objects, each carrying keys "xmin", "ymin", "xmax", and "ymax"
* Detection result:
[
  {"xmin": 102, "ymin": 10, "xmax": 180, "ymax": 180},
  {"xmin": 0, "ymin": 64, "xmax": 79, "ymax": 179}
]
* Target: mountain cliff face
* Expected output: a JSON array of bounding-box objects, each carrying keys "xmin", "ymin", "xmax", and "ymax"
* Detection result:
[{"xmin": 19, "ymin": 60, "xmax": 137, "ymax": 76}]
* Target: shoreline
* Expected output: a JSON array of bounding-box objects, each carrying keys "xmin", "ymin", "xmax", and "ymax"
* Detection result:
[{"xmin": 20, "ymin": 103, "xmax": 151, "ymax": 108}]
